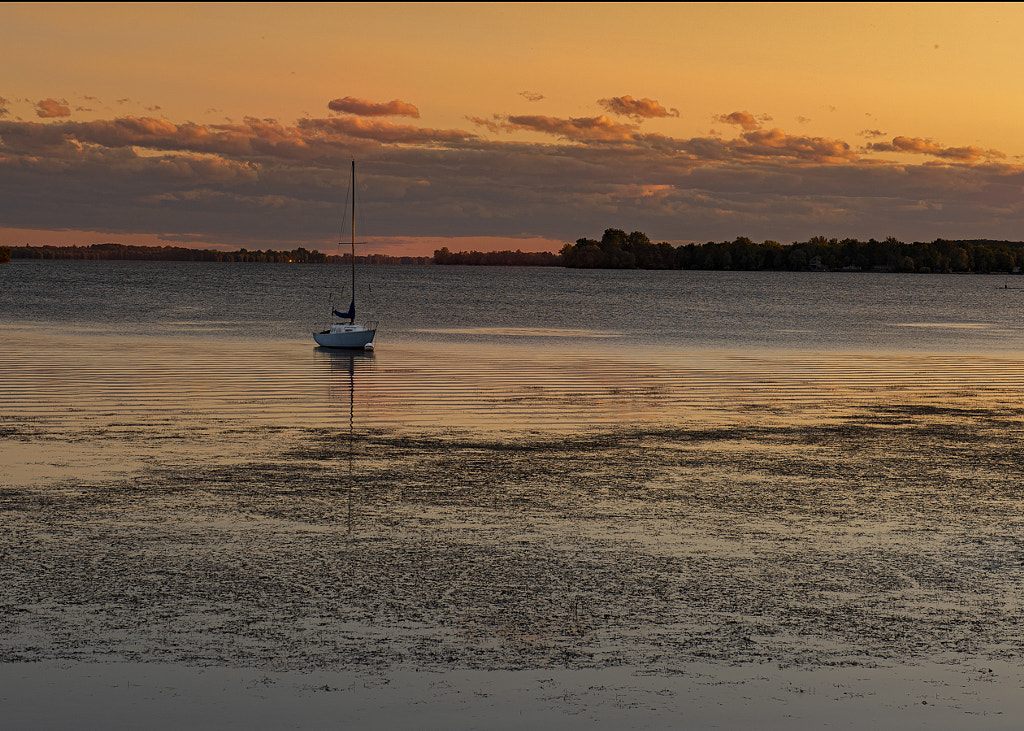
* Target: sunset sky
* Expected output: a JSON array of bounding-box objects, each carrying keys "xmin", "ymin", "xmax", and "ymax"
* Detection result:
[{"xmin": 3, "ymin": 2, "xmax": 1024, "ymax": 256}]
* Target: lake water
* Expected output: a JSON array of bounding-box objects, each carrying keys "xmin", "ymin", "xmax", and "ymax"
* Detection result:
[
  {"xmin": 3, "ymin": 260, "xmax": 1024, "ymax": 727},
  {"xmin": 5, "ymin": 259, "xmax": 1024, "ymax": 351},
  {"xmin": 4, "ymin": 260, "xmax": 1024, "ymax": 434}
]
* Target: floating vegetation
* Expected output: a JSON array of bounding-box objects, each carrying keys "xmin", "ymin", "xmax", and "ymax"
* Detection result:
[{"xmin": 3, "ymin": 400, "xmax": 1024, "ymax": 673}]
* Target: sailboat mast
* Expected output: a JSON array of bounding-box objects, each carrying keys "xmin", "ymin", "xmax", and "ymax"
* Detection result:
[{"xmin": 350, "ymin": 160, "xmax": 356, "ymax": 321}]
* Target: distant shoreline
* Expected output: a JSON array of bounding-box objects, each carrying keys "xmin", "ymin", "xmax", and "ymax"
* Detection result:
[
  {"xmin": 6, "ymin": 230, "xmax": 1024, "ymax": 273},
  {"xmin": 3, "ymin": 243, "xmax": 430, "ymax": 266}
]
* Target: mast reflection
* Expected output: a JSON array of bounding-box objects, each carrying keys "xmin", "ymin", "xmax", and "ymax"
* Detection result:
[{"xmin": 313, "ymin": 347, "xmax": 376, "ymax": 534}]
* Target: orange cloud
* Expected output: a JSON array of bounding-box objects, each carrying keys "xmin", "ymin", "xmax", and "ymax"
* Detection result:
[
  {"xmin": 35, "ymin": 98, "xmax": 71, "ymax": 118},
  {"xmin": 737, "ymin": 128, "xmax": 855, "ymax": 162},
  {"xmin": 327, "ymin": 97, "xmax": 420, "ymax": 118},
  {"xmin": 867, "ymin": 136, "xmax": 1002, "ymax": 163},
  {"xmin": 520, "ymin": 91, "xmax": 544, "ymax": 102},
  {"xmin": 299, "ymin": 116, "xmax": 475, "ymax": 145},
  {"xmin": 466, "ymin": 114, "xmax": 505, "ymax": 134},
  {"xmin": 5, "ymin": 95, "xmax": 1024, "ymax": 253},
  {"xmin": 145, "ymin": 154, "xmax": 260, "ymax": 183},
  {"xmin": 1, "ymin": 112, "xmax": 480, "ymax": 164},
  {"xmin": 96, "ymin": 117, "xmax": 257, "ymax": 156},
  {"xmin": 599, "ymin": 95, "xmax": 679, "ymax": 120},
  {"xmin": 714, "ymin": 111, "xmax": 768, "ymax": 131},
  {"xmin": 475, "ymin": 114, "xmax": 638, "ymax": 142}
]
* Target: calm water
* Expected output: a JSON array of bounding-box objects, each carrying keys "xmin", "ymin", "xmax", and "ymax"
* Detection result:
[
  {"xmin": 3, "ymin": 259, "xmax": 1024, "ymax": 352},
  {"xmin": 6, "ymin": 261, "xmax": 1024, "ymax": 724},
  {"xmin": 4, "ymin": 260, "xmax": 1024, "ymax": 433}
]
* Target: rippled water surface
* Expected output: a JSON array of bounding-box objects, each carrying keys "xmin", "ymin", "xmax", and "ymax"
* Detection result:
[
  {"xmin": 4, "ymin": 260, "xmax": 1024, "ymax": 724},
  {"xmin": 4, "ymin": 259, "xmax": 1024, "ymax": 432},
  {"xmin": 5, "ymin": 258, "xmax": 1024, "ymax": 351}
]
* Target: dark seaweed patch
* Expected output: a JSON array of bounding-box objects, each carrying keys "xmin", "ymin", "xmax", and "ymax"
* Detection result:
[{"xmin": 3, "ymin": 402, "xmax": 1024, "ymax": 672}]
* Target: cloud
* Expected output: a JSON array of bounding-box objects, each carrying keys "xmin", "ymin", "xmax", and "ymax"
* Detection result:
[
  {"xmin": 35, "ymin": 98, "xmax": 71, "ymax": 118},
  {"xmin": 0, "ymin": 96, "xmax": 8, "ymax": 117},
  {"xmin": 599, "ymin": 95, "xmax": 679, "ymax": 120},
  {"xmin": 472, "ymin": 114, "xmax": 638, "ymax": 142},
  {"xmin": 0, "ymin": 112, "xmax": 479, "ymax": 167},
  {"xmin": 867, "ymin": 136, "xmax": 1004, "ymax": 163},
  {"xmin": 466, "ymin": 115, "xmax": 505, "ymax": 134},
  {"xmin": 299, "ymin": 115, "xmax": 475, "ymax": 145},
  {"xmin": 519, "ymin": 91, "xmax": 544, "ymax": 102},
  {"xmin": 4, "ymin": 95, "xmax": 1024, "ymax": 251},
  {"xmin": 714, "ymin": 111, "xmax": 767, "ymax": 131},
  {"xmin": 736, "ymin": 128, "xmax": 855, "ymax": 162},
  {"xmin": 859, "ymin": 129, "xmax": 887, "ymax": 139},
  {"xmin": 327, "ymin": 96, "xmax": 420, "ymax": 118}
]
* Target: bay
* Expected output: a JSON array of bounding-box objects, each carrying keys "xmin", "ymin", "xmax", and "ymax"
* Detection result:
[
  {"xmin": 3, "ymin": 259, "xmax": 1024, "ymax": 728},
  {"xmin": 4, "ymin": 258, "xmax": 1024, "ymax": 352},
  {"xmin": 4, "ymin": 259, "xmax": 1024, "ymax": 434}
]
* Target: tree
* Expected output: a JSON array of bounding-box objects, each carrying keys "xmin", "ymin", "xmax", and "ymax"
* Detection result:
[
  {"xmin": 949, "ymin": 247, "xmax": 970, "ymax": 272},
  {"xmin": 787, "ymin": 247, "xmax": 808, "ymax": 270}
]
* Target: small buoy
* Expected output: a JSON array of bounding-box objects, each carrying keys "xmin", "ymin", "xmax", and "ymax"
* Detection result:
[{"xmin": 364, "ymin": 342, "xmax": 374, "ymax": 351}]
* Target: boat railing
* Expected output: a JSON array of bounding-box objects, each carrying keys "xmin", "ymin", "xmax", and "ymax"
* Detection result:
[{"xmin": 331, "ymin": 319, "xmax": 378, "ymax": 331}]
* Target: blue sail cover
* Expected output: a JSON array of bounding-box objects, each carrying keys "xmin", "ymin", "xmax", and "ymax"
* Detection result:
[{"xmin": 333, "ymin": 300, "xmax": 355, "ymax": 320}]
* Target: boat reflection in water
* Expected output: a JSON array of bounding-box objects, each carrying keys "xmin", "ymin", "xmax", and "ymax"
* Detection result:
[{"xmin": 313, "ymin": 347, "xmax": 376, "ymax": 534}]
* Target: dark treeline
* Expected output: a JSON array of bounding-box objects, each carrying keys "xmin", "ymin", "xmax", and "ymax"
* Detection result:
[
  {"xmin": 432, "ymin": 247, "xmax": 561, "ymax": 266},
  {"xmin": 10, "ymin": 235, "xmax": 1024, "ymax": 273},
  {"xmin": 7, "ymin": 243, "xmax": 431, "ymax": 265},
  {"xmin": 559, "ymin": 229, "xmax": 1024, "ymax": 273}
]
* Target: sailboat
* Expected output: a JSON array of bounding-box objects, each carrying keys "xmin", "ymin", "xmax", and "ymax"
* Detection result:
[{"xmin": 314, "ymin": 161, "xmax": 377, "ymax": 350}]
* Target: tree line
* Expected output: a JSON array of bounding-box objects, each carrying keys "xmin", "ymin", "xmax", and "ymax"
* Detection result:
[
  {"xmin": 5, "ymin": 243, "xmax": 431, "ymax": 265},
  {"xmin": 432, "ymin": 247, "xmax": 561, "ymax": 266},
  {"xmin": 8, "ymin": 234, "xmax": 1024, "ymax": 273},
  {"xmin": 556, "ymin": 230, "xmax": 1024, "ymax": 273}
]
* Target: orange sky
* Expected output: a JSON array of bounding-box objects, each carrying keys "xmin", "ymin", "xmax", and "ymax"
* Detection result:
[{"xmin": 3, "ymin": 2, "xmax": 1024, "ymax": 255}]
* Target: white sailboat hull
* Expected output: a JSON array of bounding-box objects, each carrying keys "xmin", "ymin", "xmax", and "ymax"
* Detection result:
[{"xmin": 314, "ymin": 324, "xmax": 376, "ymax": 349}]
